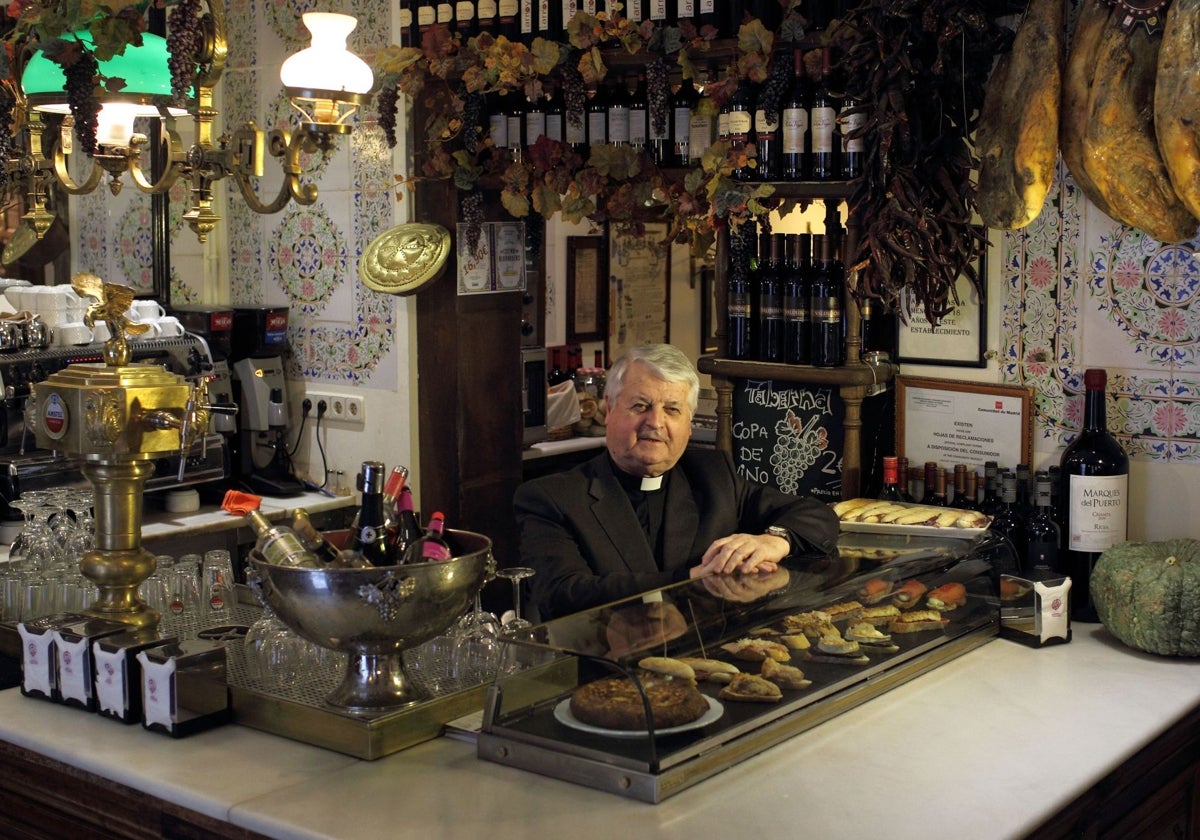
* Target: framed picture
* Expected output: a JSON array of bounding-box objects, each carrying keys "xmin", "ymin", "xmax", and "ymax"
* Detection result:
[
  {"xmin": 699, "ymin": 260, "xmax": 718, "ymax": 355},
  {"xmin": 607, "ymin": 221, "xmax": 671, "ymax": 363},
  {"xmin": 895, "ymin": 376, "xmax": 1034, "ymax": 470},
  {"xmin": 894, "ymin": 245, "xmax": 987, "ymax": 367},
  {"xmin": 566, "ymin": 236, "xmax": 605, "ymax": 343}
]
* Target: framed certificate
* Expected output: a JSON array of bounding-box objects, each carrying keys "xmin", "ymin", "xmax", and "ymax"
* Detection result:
[{"xmin": 896, "ymin": 376, "xmax": 1033, "ymax": 470}]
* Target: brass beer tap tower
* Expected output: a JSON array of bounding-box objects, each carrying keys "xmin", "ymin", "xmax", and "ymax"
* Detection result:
[{"xmin": 30, "ymin": 277, "xmax": 230, "ymax": 629}]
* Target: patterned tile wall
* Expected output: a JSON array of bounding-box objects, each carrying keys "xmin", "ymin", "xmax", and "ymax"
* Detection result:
[{"xmin": 1000, "ymin": 160, "xmax": 1200, "ymax": 464}]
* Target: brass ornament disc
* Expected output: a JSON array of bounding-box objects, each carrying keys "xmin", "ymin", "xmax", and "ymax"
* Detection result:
[{"xmin": 358, "ymin": 223, "xmax": 452, "ymax": 296}]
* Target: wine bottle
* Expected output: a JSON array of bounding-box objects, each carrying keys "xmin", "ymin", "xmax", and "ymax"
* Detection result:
[
  {"xmin": 756, "ymin": 233, "xmax": 784, "ymax": 362},
  {"xmin": 952, "ymin": 464, "xmax": 970, "ymax": 510},
  {"xmin": 417, "ymin": 0, "xmax": 438, "ymax": 36},
  {"xmin": 399, "ymin": 1, "xmax": 417, "ymax": 47},
  {"xmin": 402, "ymin": 512, "xmax": 454, "ymax": 563},
  {"xmin": 897, "ymin": 456, "xmax": 914, "ymax": 501},
  {"xmin": 781, "ymin": 49, "xmax": 808, "ymax": 181},
  {"xmin": 561, "ymin": 0, "xmax": 578, "ymax": 37},
  {"xmin": 964, "ymin": 468, "xmax": 979, "ymax": 510},
  {"xmin": 919, "ymin": 461, "xmax": 943, "ymax": 506},
  {"xmin": 783, "ymin": 232, "xmax": 810, "ymax": 365},
  {"xmin": 676, "ymin": 0, "xmax": 695, "ymax": 26},
  {"xmin": 291, "ymin": 509, "xmax": 342, "ymax": 566},
  {"xmin": 989, "ymin": 471, "xmax": 1029, "ymax": 571},
  {"xmin": 629, "ymin": 72, "xmax": 648, "ymax": 151},
  {"xmin": 606, "ymin": 76, "xmax": 630, "ymax": 147},
  {"xmin": 727, "ymin": 224, "xmax": 755, "ymax": 360},
  {"xmin": 436, "ymin": 0, "xmax": 455, "ymax": 28},
  {"xmin": 519, "ymin": 0, "xmax": 535, "ymax": 43},
  {"xmin": 504, "ymin": 93, "xmax": 525, "ymax": 160},
  {"xmin": 724, "ymin": 0, "xmax": 745, "ymax": 36},
  {"xmin": 696, "ymin": 0, "xmax": 718, "ymax": 30},
  {"xmin": 544, "ymin": 80, "xmax": 564, "ymax": 143},
  {"xmin": 838, "ymin": 93, "xmax": 865, "ymax": 179},
  {"xmin": 747, "ymin": 0, "xmax": 781, "ymax": 31},
  {"xmin": 245, "ymin": 509, "xmax": 320, "ymax": 568},
  {"xmin": 586, "ymin": 83, "xmax": 607, "ymax": 147},
  {"xmin": 1059, "ymin": 368, "xmax": 1128, "ymax": 622},
  {"xmin": 478, "ymin": 0, "xmax": 499, "ymax": 32},
  {"xmin": 353, "ymin": 460, "xmax": 394, "ymax": 566},
  {"xmin": 859, "ymin": 297, "xmax": 891, "ymax": 355},
  {"xmin": 390, "ymin": 486, "xmax": 424, "ymax": 558},
  {"xmin": 879, "ymin": 456, "xmax": 905, "ymax": 501},
  {"xmin": 670, "ymin": 73, "xmax": 699, "ymax": 166},
  {"xmin": 525, "ymin": 89, "xmax": 547, "ymax": 150},
  {"xmin": 808, "ymin": 233, "xmax": 844, "ymax": 366},
  {"xmin": 1026, "ymin": 471, "xmax": 1062, "ymax": 579},
  {"xmin": 724, "ymin": 73, "xmax": 754, "ymax": 181},
  {"xmin": 648, "ymin": 0, "xmax": 668, "ymax": 25},
  {"xmin": 1014, "ymin": 462, "xmax": 1033, "ymax": 523},
  {"xmin": 687, "ymin": 64, "xmax": 717, "ymax": 164},
  {"xmin": 487, "ymin": 92, "xmax": 510, "ymax": 153},
  {"xmin": 454, "ymin": 0, "xmax": 476, "ymax": 37},
  {"xmin": 547, "ymin": 346, "xmax": 564, "ymax": 384},
  {"xmin": 497, "ymin": 0, "xmax": 519, "ymax": 37},
  {"xmin": 810, "ymin": 49, "xmax": 838, "ymax": 180},
  {"xmin": 979, "ymin": 460, "xmax": 1003, "ymax": 516},
  {"xmin": 754, "ymin": 81, "xmax": 780, "ymax": 181}
]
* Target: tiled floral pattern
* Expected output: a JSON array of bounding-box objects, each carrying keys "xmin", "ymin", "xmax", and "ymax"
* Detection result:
[{"xmin": 1000, "ymin": 160, "xmax": 1200, "ymax": 463}]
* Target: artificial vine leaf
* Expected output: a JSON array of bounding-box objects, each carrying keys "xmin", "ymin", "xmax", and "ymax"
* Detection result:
[
  {"xmin": 530, "ymin": 37, "xmax": 562, "ymax": 75},
  {"xmin": 577, "ymin": 46, "xmax": 607, "ymax": 86},
  {"xmin": 588, "ymin": 143, "xmax": 641, "ymax": 180},
  {"xmin": 501, "ymin": 189, "xmax": 530, "ymax": 217},
  {"xmin": 375, "ymin": 44, "xmax": 425, "ymax": 77},
  {"xmin": 737, "ymin": 19, "xmax": 774, "ymax": 65},
  {"xmin": 532, "ymin": 182, "xmax": 563, "ymax": 217},
  {"xmin": 561, "ymin": 191, "xmax": 596, "ymax": 224}
]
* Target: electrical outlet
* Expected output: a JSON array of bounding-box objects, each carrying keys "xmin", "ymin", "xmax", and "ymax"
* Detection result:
[{"xmin": 307, "ymin": 392, "xmax": 365, "ymax": 426}]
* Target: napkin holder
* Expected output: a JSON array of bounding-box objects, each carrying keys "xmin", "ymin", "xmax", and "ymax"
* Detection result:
[
  {"xmin": 137, "ymin": 638, "xmax": 230, "ymax": 736},
  {"xmin": 999, "ymin": 574, "xmax": 1072, "ymax": 648},
  {"xmin": 16, "ymin": 613, "xmax": 90, "ymax": 701},
  {"xmin": 94, "ymin": 628, "xmax": 179, "ymax": 723},
  {"xmin": 52, "ymin": 617, "xmax": 130, "ymax": 711}
]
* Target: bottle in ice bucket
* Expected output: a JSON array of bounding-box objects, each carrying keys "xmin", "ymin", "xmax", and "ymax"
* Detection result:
[
  {"xmin": 291, "ymin": 508, "xmax": 341, "ymax": 566},
  {"xmin": 352, "ymin": 460, "xmax": 394, "ymax": 566},
  {"xmin": 401, "ymin": 512, "xmax": 453, "ymax": 563},
  {"xmin": 245, "ymin": 509, "xmax": 320, "ymax": 568},
  {"xmin": 390, "ymin": 486, "xmax": 423, "ymax": 557}
]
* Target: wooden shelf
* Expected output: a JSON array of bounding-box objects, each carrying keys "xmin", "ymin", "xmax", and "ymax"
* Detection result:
[{"xmin": 697, "ymin": 355, "xmax": 892, "ymax": 388}]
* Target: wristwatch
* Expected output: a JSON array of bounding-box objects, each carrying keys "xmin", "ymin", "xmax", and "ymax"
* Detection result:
[{"xmin": 764, "ymin": 525, "xmax": 793, "ymax": 553}]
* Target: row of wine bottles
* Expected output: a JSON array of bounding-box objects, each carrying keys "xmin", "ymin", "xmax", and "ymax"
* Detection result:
[
  {"xmin": 878, "ymin": 370, "xmax": 1129, "ymax": 624},
  {"xmin": 477, "ymin": 46, "xmax": 862, "ymax": 182},
  {"xmin": 245, "ymin": 462, "xmax": 453, "ymax": 568},
  {"xmin": 399, "ymin": 1, "xmax": 848, "ymax": 48}
]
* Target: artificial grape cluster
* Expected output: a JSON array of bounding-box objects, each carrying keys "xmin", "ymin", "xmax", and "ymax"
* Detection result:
[
  {"xmin": 375, "ymin": 84, "xmax": 399, "ymax": 148},
  {"xmin": 757, "ymin": 50, "xmax": 791, "ymax": 125},
  {"xmin": 166, "ymin": 0, "xmax": 204, "ymax": 106},
  {"xmin": 64, "ymin": 51, "xmax": 100, "ymax": 156},
  {"xmin": 461, "ymin": 190, "xmax": 485, "ymax": 256},
  {"xmin": 461, "ymin": 91, "xmax": 484, "ymax": 154},
  {"xmin": 729, "ymin": 222, "xmax": 754, "ymax": 285},
  {"xmin": 561, "ymin": 66, "xmax": 586, "ymax": 131},
  {"xmin": 0, "ymin": 89, "xmax": 13, "ymax": 191},
  {"xmin": 647, "ymin": 58, "xmax": 669, "ymax": 140}
]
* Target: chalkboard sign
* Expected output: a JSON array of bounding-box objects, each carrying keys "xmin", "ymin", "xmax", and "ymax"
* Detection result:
[{"xmin": 732, "ymin": 379, "xmax": 844, "ymax": 503}]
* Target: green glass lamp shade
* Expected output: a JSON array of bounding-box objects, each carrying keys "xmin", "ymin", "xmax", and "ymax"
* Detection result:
[{"xmin": 21, "ymin": 31, "xmax": 184, "ymax": 112}]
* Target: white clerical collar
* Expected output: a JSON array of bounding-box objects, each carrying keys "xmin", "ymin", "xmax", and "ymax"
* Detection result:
[{"xmin": 640, "ymin": 475, "xmax": 664, "ymax": 491}]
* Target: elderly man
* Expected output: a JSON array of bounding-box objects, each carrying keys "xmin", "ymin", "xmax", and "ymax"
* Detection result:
[{"xmin": 515, "ymin": 343, "xmax": 838, "ymax": 621}]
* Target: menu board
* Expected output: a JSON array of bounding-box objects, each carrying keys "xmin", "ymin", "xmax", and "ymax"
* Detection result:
[{"xmin": 732, "ymin": 380, "xmax": 845, "ymax": 504}]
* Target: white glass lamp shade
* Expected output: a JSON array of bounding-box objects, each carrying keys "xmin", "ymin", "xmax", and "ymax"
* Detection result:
[
  {"xmin": 279, "ymin": 13, "xmax": 374, "ymax": 95},
  {"xmin": 95, "ymin": 103, "xmax": 143, "ymax": 147}
]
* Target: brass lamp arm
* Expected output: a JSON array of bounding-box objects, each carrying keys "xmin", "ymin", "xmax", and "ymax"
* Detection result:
[{"xmin": 228, "ymin": 127, "xmax": 321, "ymax": 215}]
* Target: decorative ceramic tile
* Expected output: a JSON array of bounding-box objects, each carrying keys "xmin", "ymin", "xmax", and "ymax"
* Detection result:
[
  {"xmin": 269, "ymin": 205, "xmax": 348, "ymax": 316},
  {"xmin": 1000, "ymin": 160, "xmax": 1200, "ymax": 464}
]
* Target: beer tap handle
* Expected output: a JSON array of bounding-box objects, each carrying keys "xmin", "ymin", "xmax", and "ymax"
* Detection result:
[{"xmin": 177, "ymin": 376, "xmax": 238, "ymax": 481}]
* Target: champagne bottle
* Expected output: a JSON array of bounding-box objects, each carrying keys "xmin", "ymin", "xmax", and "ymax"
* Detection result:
[
  {"xmin": 808, "ymin": 233, "xmax": 844, "ymax": 366},
  {"xmin": 245, "ymin": 509, "xmax": 320, "ymax": 568},
  {"xmin": 783, "ymin": 232, "xmax": 810, "ymax": 365},
  {"xmin": 781, "ymin": 49, "xmax": 809, "ymax": 181},
  {"xmin": 1026, "ymin": 471, "xmax": 1062, "ymax": 579},
  {"xmin": 353, "ymin": 461, "xmax": 394, "ymax": 566},
  {"xmin": 810, "ymin": 49, "xmax": 838, "ymax": 180},
  {"xmin": 757, "ymin": 233, "xmax": 784, "ymax": 362},
  {"xmin": 1059, "ymin": 368, "xmax": 1128, "ymax": 622},
  {"xmin": 402, "ymin": 512, "xmax": 454, "ymax": 563},
  {"xmin": 291, "ymin": 508, "xmax": 342, "ymax": 566}
]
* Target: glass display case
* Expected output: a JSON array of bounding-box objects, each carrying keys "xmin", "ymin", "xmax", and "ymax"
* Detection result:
[{"xmin": 479, "ymin": 530, "xmax": 1015, "ymax": 802}]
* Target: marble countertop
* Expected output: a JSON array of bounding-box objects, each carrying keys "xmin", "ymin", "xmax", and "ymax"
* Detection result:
[
  {"xmin": 139, "ymin": 490, "xmax": 355, "ymax": 541},
  {"xmin": 0, "ymin": 627, "xmax": 1197, "ymax": 839}
]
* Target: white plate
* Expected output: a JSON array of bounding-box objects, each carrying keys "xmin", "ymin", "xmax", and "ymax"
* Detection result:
[
  {"xmin": 838, "ymin": 521, "xmax": 989, "ymax": 540},
  {"xmin": 553, "ymin": 695, "xmax": 724, "ymax": 739}
]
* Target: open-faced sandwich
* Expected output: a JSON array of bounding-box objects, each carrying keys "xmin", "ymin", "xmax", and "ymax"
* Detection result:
[{"xmin": 718, "ymin": 672, "xmax": 783, "ymax": 703}]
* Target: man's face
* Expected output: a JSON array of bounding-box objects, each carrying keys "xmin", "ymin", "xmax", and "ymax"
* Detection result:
[{"xmin": 605, "ymin": 362, "xmax": 693, "ymax": 477}]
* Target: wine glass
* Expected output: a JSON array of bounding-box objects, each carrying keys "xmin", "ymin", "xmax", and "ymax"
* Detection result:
[
  {"xmin": 496, "ymin": 566, "xmax": 535, "ymax": 633},
  {"xmin": 451, "ymin": 565, "xmax": 501, "ymax": 686}
]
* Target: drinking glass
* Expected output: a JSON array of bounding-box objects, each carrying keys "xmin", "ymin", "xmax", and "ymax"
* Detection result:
[
  {"xmin": 452, "ymin": 569, "xmax": 501, "ymax": 686},
  {"xmin": 166, "ymin": 564, "xmax": 203, "ymax": 618},
  {"xmin": 201, "ymin": 550, "xmax": 236, "ymax": 620}
]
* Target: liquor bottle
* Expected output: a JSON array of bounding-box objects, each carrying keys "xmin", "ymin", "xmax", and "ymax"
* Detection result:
[
  {"xmin": 629, "ymin": 72, "xmax": 648, "ymax": 151},
  {"xmin": 919, "ymin": 461, "xmax": 943, "ymax": 506},
  {"xmin": 670, "ymin": 73, "xmax": 699, "ymax": 166},
  {"xmin": 478, "ymin": 0, "xmax": 499, "ymax": 33},
  {"xmin": 1059, "ymin": 368, "xmax": 1128, "ymax": 622},
  {"xmin": 497, "ymin": 0, "xmax": 519, "ymax": 37},
  {"xmin": 245, "ymin": 509, "xmax": 320, "ymax": 568},
  {"xmin": 783, "ymin": 232, "xmax": 810, "ymax": 365},
  {"xmin": 808, "ymin": 233, "xmax": 844, "ymax": 366},
  {"xmin": 454, "ymin": 0, "xmax": 476, "ymax": 37},
  {"xmin": 727, "ymin": 224, "xmax": 755, "ymax": 360},
  {"xmin": 586, "ymin": 83, "xmax": 607, "ymax": 147},
  {"xmin": 838, "ymin": 93, "xmax": 866, "ymax": 179},
  {"xmin": 879, "ymin": 456, "xmax": 905, "ymax": 501},
  {"xmin": 810, "ymin": 49, "xmax": 838, "ymax": 180},
  {"xmin": 291, "ymin": 508, "xmax": 342, "ymax": 566},
  {"xmin": 781, "ymin": 49, "xmax": 808, "ymax": 181},
  {"xmin": 723, "ymin": 73, "xmax": 754, "ymax": 181},
  {"xmin": 402, "ymin": 512, "xmax": 454, "ymax": 563},
  {"xmin": 606, "ymin": 76, "xmax": 630, "ymax": 147},
  {"xmin": 989, "ymin": 471, "xmax": 1029, "ymax": 570},
  {"xmin": 979, "ymin": 460, "xmax": 1003, "ymax": 516},
  {"xmin": 390, "ymin": 486, "xmax": 424, "ymax": 557},
  {"xmin": 1026, "ymin": 471, "xmax": 1061, "ymax": 579},
  {"xmin": 757, "ymin": 233, "xmax": 784, "ymax": 362},
  {"xmin": 524, "ymin": 88, "xmax": 547, "ymax": 150},
  {"xmin": 353, "ymin": 460, "xmax": 394, "ymax": 566}
]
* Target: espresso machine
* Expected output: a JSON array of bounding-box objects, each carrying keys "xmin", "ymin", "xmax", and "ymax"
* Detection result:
[{"xmin": 227, "ymin": 306, "xmax": 303, "ymax": 496}]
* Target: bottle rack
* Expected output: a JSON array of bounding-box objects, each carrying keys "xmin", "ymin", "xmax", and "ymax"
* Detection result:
[{"xmin": 696, "ymin": 180, "xmax": 896, "ymax": 499}]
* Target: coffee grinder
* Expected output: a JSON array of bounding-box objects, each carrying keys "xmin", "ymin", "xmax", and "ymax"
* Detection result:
[{"xmin": 228, "ymin": 306, "xmax": 303, "ymax": 496}]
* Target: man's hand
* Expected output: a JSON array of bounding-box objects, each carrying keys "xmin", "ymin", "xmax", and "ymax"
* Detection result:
[
  {"xmin": 699, "ymin": 567, "xmax": 791, "ymax": 602},
  {"xmin": 693, "ymin": 531, "xmax": 791, "ymax": 577}
]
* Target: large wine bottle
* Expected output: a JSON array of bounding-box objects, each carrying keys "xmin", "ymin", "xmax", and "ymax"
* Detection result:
[{"xmin": 1059, "ymin": 368, "xmax": 1128, "ymax": 622}]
